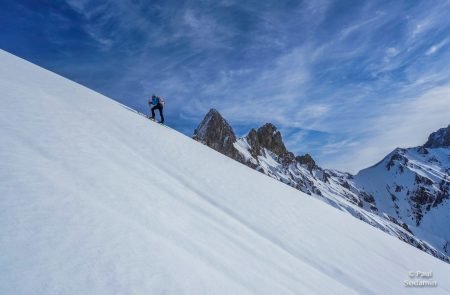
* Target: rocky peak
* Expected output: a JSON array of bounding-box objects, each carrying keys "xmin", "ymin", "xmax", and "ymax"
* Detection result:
[
  {"xmin": 386, "ymin": 148, "xmax": 408, "ymax": 171},
  {"xmin": 192, "ymin": 109, "xmax": 242, "ymax": 160},
  {"xmin": 245, "ymin": 123, "xmax": 291, "ymax": 159},
  {"xmin": 424, "ymin": 124, "xmax": 450, "ymax": 148}
]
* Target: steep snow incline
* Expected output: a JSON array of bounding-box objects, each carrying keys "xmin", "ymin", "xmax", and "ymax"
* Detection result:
[{"xmin": 1, "ymin": 50, "xmax": 450, "ymax": 294}]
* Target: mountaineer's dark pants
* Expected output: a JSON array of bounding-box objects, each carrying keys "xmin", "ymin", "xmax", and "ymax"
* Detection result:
[{"xmin": 151, "ymin": 104, "xmax": 164, "ymax": 123}]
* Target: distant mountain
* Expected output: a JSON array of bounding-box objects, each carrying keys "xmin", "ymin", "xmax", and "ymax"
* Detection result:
[
  {"xmin": 193, "ymin": 109, "xmax": 450, "ymax": 262},
  {"xmin": 354, "ymin": 131, "xmax": 450, "ymax": 259}
]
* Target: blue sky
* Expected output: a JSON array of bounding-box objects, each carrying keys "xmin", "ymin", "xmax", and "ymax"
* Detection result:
[{"xmin": 1, "ymin": 0, "xmax": 450, "ymax": 173}]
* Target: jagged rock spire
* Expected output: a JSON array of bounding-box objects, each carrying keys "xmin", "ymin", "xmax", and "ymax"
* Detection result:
[
  {"xmin": 192, "ymin": 109, "xmax": 243, "ymax": 161},
  {"xmin": 246, "ymin": 123, "xmax": 290, "ymax": 157}
]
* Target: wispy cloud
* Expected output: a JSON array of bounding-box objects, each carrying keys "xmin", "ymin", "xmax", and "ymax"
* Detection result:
[
  {"xmin": 180, "ymin": 9, "xmax": 236, "ymax": 49},
  {"xmin": 325, "ymin": 84, "xmax": 450, "ymax": 173},
  {"xmin": 425, "ymin": 38, "xmax": 448, "ymax": 55},
  {"xmin": 64, "ymin": 0, "xmax": 115, "ymax": 49}
]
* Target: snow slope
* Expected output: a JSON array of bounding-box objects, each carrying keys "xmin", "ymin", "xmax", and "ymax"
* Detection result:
[{"xmin": 1, "ymin": 50, "xmax": 450, "ymax": 294}]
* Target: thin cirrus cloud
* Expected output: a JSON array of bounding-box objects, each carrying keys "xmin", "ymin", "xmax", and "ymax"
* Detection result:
[
  {"xmin": 425, "ymin": 39, "xmax": 448, "ymax": 56},
  {"xmin": 0, "ymin": 0, "xmax": 449, "ymax": 173}
]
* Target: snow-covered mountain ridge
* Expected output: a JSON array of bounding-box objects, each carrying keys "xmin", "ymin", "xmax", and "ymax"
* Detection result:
[
  {"xmin": 193, "ymin": 109, "xmax": 450, "ymax": 262},
  {"xmin": 355, "ymin": 143, "xmax": 450, "ymax": 259}
]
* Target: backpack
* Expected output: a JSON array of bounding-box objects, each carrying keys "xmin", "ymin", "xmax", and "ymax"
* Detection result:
[{"xmin": 158, "ymin": 96, "xmax": 165, "ymax": 106}]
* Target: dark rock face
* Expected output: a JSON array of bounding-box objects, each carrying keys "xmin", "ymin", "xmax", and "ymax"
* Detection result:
[
  {"xmin": 386, "ymin": 149, "xmax": 408, "ymax": 171},
  {"xmin": 409, "ymin": 177, "xmax": 450, "ymax": 226},
  {"xmin": 192, "ymin": 109, "xmax": 243, "ymax": 161},
  {"xmin": 295, "ymin": 154, "xmax": 316, "ymax": 171},
  {"xmin": 246, "ymin": 124, "xmax": 297, "ymax": 166},
  {"xmin": 246, "ymin": 123, "xmax": 289, "ymax": 157},
  {"xmin": 424, "ymin": 125, "xmax": 450, "ymax": 148}
]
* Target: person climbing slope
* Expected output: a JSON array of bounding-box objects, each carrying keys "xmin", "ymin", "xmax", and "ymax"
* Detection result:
[{"xmin": 148, "ymin": 94, "xmax": 165, "ymax": 124}]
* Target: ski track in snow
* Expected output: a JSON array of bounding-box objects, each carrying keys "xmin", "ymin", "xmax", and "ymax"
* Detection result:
[{"xmin": 1, "ymin": 49, "xmax": 450, "ymax": 294}]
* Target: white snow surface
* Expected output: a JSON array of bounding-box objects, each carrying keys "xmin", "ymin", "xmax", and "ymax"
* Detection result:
[
  {"xmin": 1, "ymin": 50, "xmax": 450, "ymax": 294},
  {"xmin": 233, "ymin": 138, "xmax": 258, "ymax": 165}
]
